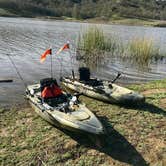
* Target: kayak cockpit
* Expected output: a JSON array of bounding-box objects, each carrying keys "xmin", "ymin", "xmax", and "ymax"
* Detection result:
[{"xmin": 27, "ymin": 78, "xmax": 91, "ymax": 117}]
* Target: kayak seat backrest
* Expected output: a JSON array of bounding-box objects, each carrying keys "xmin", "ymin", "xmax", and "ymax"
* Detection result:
[
  {"xmin": 79, "ymin": 67, "xmax": 90, "ymax": 82},
  {"xmin": 40, "ymin": 78, "xmax": 58, "ymax": 92},
  {"xmin": 40, "ymin": 78, "xmax": 64, "ymax": 102}
]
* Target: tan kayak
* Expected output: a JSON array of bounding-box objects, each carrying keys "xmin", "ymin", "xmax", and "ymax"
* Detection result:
[
  {"xmin": 61, "ymin": 77, "xmax": 145, "ymax": 104},
  {"xmin": 26, "ymin": 83, "xmax": 105, "ymax": 135}
]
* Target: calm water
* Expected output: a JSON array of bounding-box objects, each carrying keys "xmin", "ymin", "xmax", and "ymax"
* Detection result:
[{"xmin": 0, "ymin": 17, "xmax": 166, "ymax": 106}]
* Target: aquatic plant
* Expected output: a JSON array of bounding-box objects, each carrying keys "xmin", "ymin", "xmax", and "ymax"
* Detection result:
[
  {"xmin": 77, "ymin": 27, "xmax": 163, "ymax": 70},
  {"xmin": 126, "ymin": 37, "xmax": 160, "ymax": 67},
  {"xmin": 77, "ymin": 26, "xmax": 117, "ymax": 69}
]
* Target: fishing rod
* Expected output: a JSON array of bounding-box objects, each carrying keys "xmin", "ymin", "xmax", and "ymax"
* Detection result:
[
  {"xmin": 67, "ymin": 41, "xmax": 75, "ymax": 80},
  {"xmin": 69, "ymin": 49, "xmax": 75, "ymax": 80},
  {"xmin": 6, "ymin": 53, "xmax": 27, "ymax": 88}
]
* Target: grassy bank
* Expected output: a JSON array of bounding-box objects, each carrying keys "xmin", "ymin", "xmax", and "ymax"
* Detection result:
[
  {"xmin": 109, "ymin": 18, "xmax": 166, "ymax": 27},
  {"xmin": 81, "ymin": 17, "xmax": 166, "ymax": 27},
  {"xmin": 0, "ymin": 79, "xmax": 166, "ymax": 165}
]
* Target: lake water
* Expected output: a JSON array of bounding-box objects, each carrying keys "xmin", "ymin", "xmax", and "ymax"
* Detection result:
[{"xmin": 0, "ymin": 17, "xmax": 166, "ymax": 106}]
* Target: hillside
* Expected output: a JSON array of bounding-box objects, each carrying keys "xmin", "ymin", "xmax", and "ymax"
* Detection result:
[{"xmin": 0, "ymin": 0, "xmax": 166, "ymax": 21}]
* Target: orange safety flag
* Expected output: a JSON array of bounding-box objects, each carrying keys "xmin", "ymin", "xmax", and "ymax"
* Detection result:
[
  {"xmin": 40, "ymin": 49, "xmax": 52, "ymax": 63},
  {"xmin": 56, "ymin": 43, "xmax": 69, "ymax": 55}
]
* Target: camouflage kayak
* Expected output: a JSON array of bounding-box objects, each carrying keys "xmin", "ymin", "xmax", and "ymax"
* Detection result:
[
  {"xmin": 26, "ymin": 83, "xmax": 105, "ymax": 135},
  {"xmin": 61, "ymin": 77, "xmax": 145, "ymax": 104}
]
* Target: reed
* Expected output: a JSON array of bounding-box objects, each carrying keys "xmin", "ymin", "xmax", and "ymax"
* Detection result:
[
  {"xmin": 127, "ymin": 37, "xmax": 160, "ymax": 67},
  {"xmin": 77, "ymin": 26, "xmax": 117, "ymax": 69},
  {"xmin": 77, "ymin": 27, "xmax": 162, "ymax": 69}
]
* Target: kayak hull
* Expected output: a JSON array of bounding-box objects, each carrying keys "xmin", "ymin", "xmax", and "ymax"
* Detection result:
[
  {"xmin": 61, "ymin": 77, "xmax": 145, "ymax": 104},
  {"xmin": 26, "ymin": 84, "xmax": 105, "ymax": 135}
]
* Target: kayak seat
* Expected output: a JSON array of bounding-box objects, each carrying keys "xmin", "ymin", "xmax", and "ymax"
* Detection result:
[
  {"xmin": 40, "ymin": 78, "xmax": 58, "ymax": 92},
  {"xmin": 78, "ymin": 67, "xmax": 103, "ymax": 86},
  {"xmin": 40, "ymin": 78, "xmax": 63, "ymax": 99}
]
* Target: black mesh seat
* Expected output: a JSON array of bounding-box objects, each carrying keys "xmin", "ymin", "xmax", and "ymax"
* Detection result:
[{"xmin": 40, "ymin": 78, "xmax": 58, "ymax": 92}]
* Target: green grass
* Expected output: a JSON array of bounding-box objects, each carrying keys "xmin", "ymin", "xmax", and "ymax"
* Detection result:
[
  {"xmin": 152, "ymin": 21, "xmax": 166, "ymax": 28},
  {"xmin": 86, "ymin": 17, "xmax": 166, "ymax": 27},
  {"xmin": 110, "ymin": 18, "xmax": 158, "ymax": 26},
  {"xmin": 0, "ymin": 79, "xmax": 166, "ymax": 165},
  {"xmin": 128, "ymin": 79, "xmax": 166, "ymax": 92}
]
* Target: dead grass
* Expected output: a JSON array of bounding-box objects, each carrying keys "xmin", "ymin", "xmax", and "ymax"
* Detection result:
[
  {"xmin": 64, "ymin": 140, "xmax": 78, "ymax": 150},
  {"xmin": 160, "ymin": 98, "xmax": 166, "ymax": 108},
  {"xmin": 142, "ymin": 88, "xmax": 166, "ymax": 96}
]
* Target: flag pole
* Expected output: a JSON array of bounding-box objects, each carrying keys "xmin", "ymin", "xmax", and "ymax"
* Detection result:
[
  {"xmin": 69, "ymin": 49, "xmax": 75, "ymax": 79},
  {"xmin": 50, "ymin": 49, "xmax": 53, "ymax": 78}
]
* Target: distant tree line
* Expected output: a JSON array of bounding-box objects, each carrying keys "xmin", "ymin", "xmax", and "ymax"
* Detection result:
[{"xmin": 0, "ymin": 0, "xmax": 166, "ymax": 20}]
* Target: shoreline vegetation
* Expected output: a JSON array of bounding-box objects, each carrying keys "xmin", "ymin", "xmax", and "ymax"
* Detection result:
[
  {"xmin": 77, "ymin": 26, "xmax": 165, "ymax": 70},
  {"xmin": 86, "ymin": 17, "xmax": 166, "ymax": 27},
  {"xmin": 0, "ymin": 79, "xmax": 166, "ymax": 165},
  {"xmin": 77, "ymin": 26, "xmax": 118, "ymax": 68}
]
